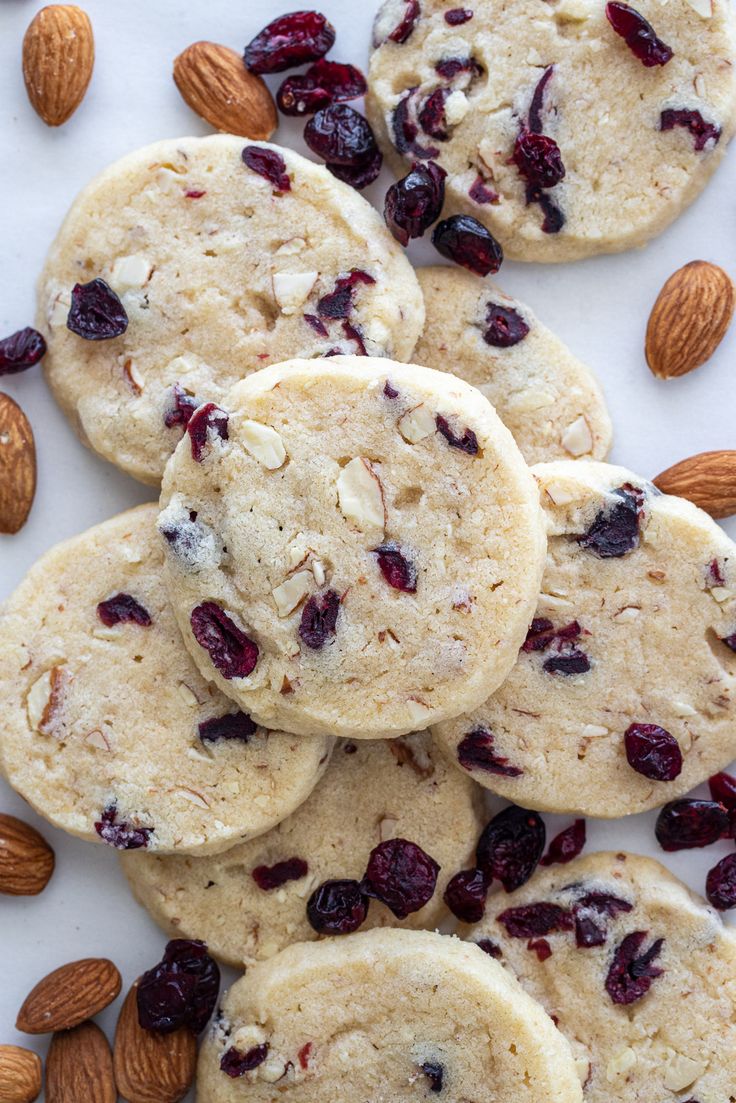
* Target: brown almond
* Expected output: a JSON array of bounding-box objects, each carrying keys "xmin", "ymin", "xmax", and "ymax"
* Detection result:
[
  {"xmin": 46, "ymin": 1021, "xmax": 116, "ymax": 1103},
  {"xmin": 16, "ymin": 959, "xmax": 121, "ymax": 1035},
  {"xmin": 113, "ymin": 981, "xmax": 196, "ymax": 1103},
  {"xmin": 653, "ymin": 450, "xmax": 736, "ymax": 519},
  {"xmin": 22, "ymin": 5, "xmax": 94, "ymax": 127},
  {"xmin": 0, "ymin": 393, "xmax": 36, "ymax": 534},
  {"xmin": 0, "ymin": 1045, "xmax": 41, "ymax": 1103},
  {"xmin": 0, "ymin": 814, "xmax": 55, "ymax": 897},
  {"xmin": 646, "ymin": 260, "xmax": 735, "ymax": 379},
  {"xmin": 173, "ymin": 41, "xmax": 277, "ymax": 139}
]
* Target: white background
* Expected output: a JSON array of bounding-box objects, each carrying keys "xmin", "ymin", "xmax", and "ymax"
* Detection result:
[{"xmin": 1, "ymin": 0, "xmax": 735, "ymax": 1097}]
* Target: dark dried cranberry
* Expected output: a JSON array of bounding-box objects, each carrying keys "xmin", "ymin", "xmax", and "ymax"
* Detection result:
[
  {"xmin": 475, "ymin": 938, "xmax": 502, "ymax": 958},
  {"xmin": 384, "ymin": 162, "xmax": 446, "ymax": 245},
  {"xmin": 67, "ymin": 279, "xmax": 128, "ymax": 341},
  {"xmin": 434, "ymin": 56, "xmax": 482, "ymax": 80},
  {"xmin": 187, "ymin": 402, "xmax": 229, "ymax": 462},
  {"xmin": 384, "ymin": 380, "xmax": 399, "ymax": 399},
  {"xmin": 198, "ymin": 712, "xmax": 258, "ymax": 744},
  {"xmin": 242, "ymin": 146, "xmax": 291, "ymax": 193},
  {"xmin": 164, "ymin": 384, "xmax": 199, "ymax": 430},
  {"xmin": 513, "ymin": 132, "xmax": 565, "ymax": 190},
  {"xmin": 498, "ymin": 902, "xmax": 573, "ymax": 938},
  {"xmin": 435, "ymin": 414, "xmax": 479, "ymax": 454},
  {"xmin": 95, "ymin": 805, "xmax": 152, "ymax": 850},
  {"xmin": 655, "ymin": 799, "xmax": 730, "ymax": 851},
  {"xmin": 445, "ymin": 7, "xmax": 473, "ymax": 23},
  {"xmin": 457, "ymin": 728, "xmax": 523, "ymax": 778},
  {"xmin": 190, "ymin": 602, "xmax": 259, "ymax": 679},
  {"xmin": 277, "ymin": 60, "xmax": 367, "ymax": 116},
  {"xmin": 317, "ymin": 269, "xmax": 375, "ymax": 319},
  {"xmin": 138, "ymin": 939, "xmax": 220, "ymax": 1035},
  {"xmin": 373, "ymin": 543, "xmax": 418, "ymax": 592},
  {"xmin": 221, "ymin": 1044, "xmax": 270, "ymax": 1077},
  {"xmin": 605, "ymin": 931, "xmax": 664, "ymax": 1005},
  {"xmin": 541, "ymin": 820, "xmax": 586, "ymax": 866},
  {"xmin": 573, "ymin": 892, "xmax": 633, "ymax": 948},
  {"xmin": 476, "ymin": 805, "xmax": 546, "ymax": 892},
  {"xmin": 606, "ymin": 2, "xmax": 673, "ymax": 66},
  {"xmin": 432, "ymin": 215, "xmax": 503, "ymax": 276},
  {"xmin": 299, "ymin": 589, "xmax": 340, "ymax": 649},
  {"xmin": 660, "ymin": 109, "xmax": 721, "ymax": 151},
  {"xmin": 528, "ymin": 937, "xmax": 552, "ymax": 961},
  {"xmin": 706, "ymin": 853, "xmax": 736, "ymax": 910},
  {"xmin": 0, "ymin": 327, "xmax": 46, "ymax": 375},
  {"xmin": 543, "ymin": 649, "xmax": 590, "ymax": 676},
  {"xmin": 327, "ymin": 148, "xmax": 384, "ymax": 190},
  {"xmin": 376, "ymin": 0, "xmax": 421, "ymax": 44},
  {"xmin": 532, "ymin": 189, "xmax": 566, "ymax": 234},
  {"xmin": 522, "ymin": 619, "xmax": 581, "ymax": 652},
  {"xmin": 362, "ymin": 838, "xmax": 440, "ymax": 918},
  {"xmin": 483, "ymin": 304, "xmax": 530, "ymax": 348},
  {"xmin": 392, "ymin": 89, "xmax": 439, "ymax": 159},
  {"xmin": 307, "ymin": 879, "xmax": 369, "ymax": 933},
  {"xmin": 305, "ymin": 105, "xmax": 378, "ymax": 166},
  {"xmin": 244, "ymin": 11, "xmax": 335, "ymax": 74},
  {"xmin": 342, "ymin": 320, "xmax": 368, "ymax": 355},
  {"xmin": 252, "ymin": 857, "xmax": 308, "ymax": 890},
  {"xmin": 709, "ymin": 771, "xmax": 736, "ymax": 820},
  {"xmin": 721, "ymin": 630, "xmax": 736, "ymax": 652},
  {"xmin": 97, "ymin": 593, "xmax": 152, "ymax": 628},
  {"xmin": 469, "ymin": 176, "xmax": 498, "ymax": 204},
  {"xmin": 624, "ymin": 723, "xmax": 682, "ymax": 782},
  {"xmin": 578, "ymin": 485, "xmax": 642, "ymax": 557},
  {"xmin": 527, "ymin": 65, "xmax": 555, "ymax": 134},
  {"xmin": 421, "ymin": 1062, "xmax": 444, "ymax": 1092},
  {"xmin": 304, "ymin": 313, "xmax": 329, "ymax": 337},
  {"xmin": 418, "ymin": 89, "xmax": 451, "ymax": 141},
  {"xmin": 443, "ymin": 868, "xmax": 488, "ymax": 922}
]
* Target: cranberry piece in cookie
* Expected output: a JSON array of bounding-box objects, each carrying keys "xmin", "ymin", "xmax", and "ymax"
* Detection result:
[
  {"xmin": 605, "ymin": 930, "xmax": 664, "ymax": 1005},
  {"xmin": 660, "ymin": 108, "xmax": 722, "ymax": 151},
  {"xmin": 95, "ymin": 804, "xmax": 152, "ymax": 850},
  {"xmin": 373, "ymin": 543, "xmax": 418, "ymax": 592},
  {"xmin": 373, "ymin": 0, "xmax": 421, "ymax": 45},
  {"xmin": 457, "ymin": 728, "xmax": 523, "ymax": 778},
  {"xmin": 497, "ymin": 901, "xmax": 573, "ymax": 938},
  {"xmin": 190, "ymin": 602, "xmax": 259, "ymax": 679},
  {"xmin": 299, "ymin": 590, "xmax": 341, "ymax": 649},
  {"xmin": 242, "ymin": 146, "xmax": 291, "ymax": 193},
  {"xmin": 483, "ymin": 304, "xmax": 530, "ymax": 348},
  {"xmin": 187, "ymin": 403, "xmax": 229, "ymax": 463},
  {"xmin": 252, "ymin": 858, "xmax": 309, "ymax": 891},
  {"xmin": 625, "ymin": 723, "xmax": 682, "ymax": 782},
  {"xmin": 606, "ymin": 2, "xmax": 673, "ymax": 67},
  {"xmin": 220, "ymin": 1044, "xmax": 270, "ymax": 1077},
  {"xmin": 97, "ymin": 593, "xmax": 152, "ymax": 628},
  {"xmin": 67, "ymin": 279, "xmax": 128, "ymax": 341}
]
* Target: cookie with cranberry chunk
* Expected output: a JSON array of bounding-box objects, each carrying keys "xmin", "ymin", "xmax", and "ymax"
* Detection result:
[
  {"xmin": 38, "ymin": 135, "xmax": 423, "ymax": 485},
  {"xmin": 465, "ymin": 851, "xmax": 736, "ymax": 1103},
  {"xmin": 158, "ymin": 356, "xmax": 546, "ymax": 740},
  {"xmin": 0, "ymin": 504, "xmax": 331, "ymax": 854},
  {"xmin": 196, "ymin": 928, "xmax": 583, "ymax": 1102},
  {"xmin": 414, "ymin": 266, "xmax": 612, "ymax": 463},
  {"xmin": 433, "ymin": 459, "xmax": 736, "ymax": 816},
  {"xmin": 366, "ymin": 0, "xmax": 736, "ymax": 262}
]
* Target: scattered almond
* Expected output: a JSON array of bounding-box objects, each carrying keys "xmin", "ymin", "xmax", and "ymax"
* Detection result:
[
  {"xmin": 173, "ymin": 41, "xmax": 277, "ymax": 139},
  {"xmin": 113, "ymin": 981, "xmax": 196, "ymax": 1103},
  {"xmin": 46, "ymin": 1021, "xmax": 115, "ymax": 1103},
  {"xmin": 653, "ymin": 451, "xmax": 736, "ymax": 519},
  {"xmin": 0, "ymin": 1045, "xmax": 41, "ymax": 1103},
  {"xmin": 0, "ymin": 393, "xmax": 36, "ymax": 534},
  {"xmin": 16, "ymin": 959, "xmax": 121, "ymax": 1035},
  {"xmin": 22, "ymin": 5, "xmax": 94, "ymax": 127},
  {"xmin": 0, "ymin": 814, "xmax": 55, "ymax": 897},
  {"xmin": 646, "ymin": 260, "xmax": 734, "ymax": 379}
]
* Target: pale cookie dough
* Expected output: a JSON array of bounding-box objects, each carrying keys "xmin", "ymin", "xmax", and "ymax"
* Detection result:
[
  {"xmin": 197, "ymin": 928, "xmax": 584, "ymax": 1102},
  {"xmin": 38, "ymin": 135, "xmax": 424, "ymax": 485},
  {"xmin": 414, "ymin": 267, "xmax": 612, "ymax": 463},
  {"xmin": 0, "ymin": 505, "xmax": 331, "ymax": 855},
  {"xmin": 366, "ymin": 0, "xmax": 736, "ymax": 262},
  {"xmin": 433, "ymin": 460, "xmax": 736, "ymax": 816},
  {"xmin": 465, "ymin": 851, "xmax": 736, "ymax": 1103},
  {"xmin": 121, "ymin": 734, "xmax": 484, "ymax": 966},
  {"xmin": 158, "ymin": 356, "xmax": 546, "ymax": 740}
]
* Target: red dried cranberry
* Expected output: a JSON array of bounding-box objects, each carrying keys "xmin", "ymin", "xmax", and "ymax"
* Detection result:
[
  {"xmin": 483, "ymin": 304, "xmax": 530, "ymax": 347},
  {"xmin": 528, "ymin": 937, "xmax": 552, "ymax": 961},
  {"xmin": 385, "ymin": 162, "xmax": 446, "ymax": 245},
  {"xmin": 307, "ymin": 879, "xmax": 369, "ymax": 933},
  {"xmin": 543, "ymin": 649, "xmax": 590, "ymax": 676},
  {"xmin": 95, "ymin": 805, "xmax": 152, "ymax": 850},
  {"xmin": 0, "ymin": 327, "xmax": 46, "ymax": 376},
  {"xmin": 432, "ymin": 215, "xmax": 503, "ymax": 276},
  {"xmin": 578, "ymin": 485, "xmax": 643, "ymax": 557},
  {"xmin": 434, "ymin": 57, "xmax": 482, "ymax": 80},
  {"xmin": 375, "ymin": 0, "xmax": 421, "ymax": 44},
  {"xmin": 457, "ymin": 728, "xmax": 523, "ymax": 778},
  {"xmin": 327, "ymin": 148, "xmax": 384, "ymax": 190},
  {"xmin": 187, "ymin": 402, "xmax": 229, "ymax": 462},
  {"xmin": 660, "ymin": 109, "xmax": 721, "ymax": 151},
  {"xmin": 190, "ymin": 602, "xmax": 259, "ymax": 679},
  {"xmin": 277, "ymin": 60, "xmax": 367, "ymax": 116},
  {"xmin": 305, "ymin": 105, "xmax": 378, "ymax": 166},
  {"xmin": 721, "ymin": 631, "xmax": 736, "ymax": 652},
  {"xmin": 392, "ymin": 89, "xmax": 439, "ymax": 159},
  {"xmin": 373, "ymin": 543, "xmax": 418, "ymax": 592},
  {"xmin": 97, "ymin": 593, "xmax": 152, "ymax": 628},
  {"xmin": 421, "ymin": 1063, "xmax": 444, "ymax": 1092},
  {"xmin": 445, "ymin": 7, "xmax": 473, "ymax": 23},
  {"xmin": 475, "ymin": 938, "xmax": 502, "ymax": 958},
  {"xmin": 469, "ymin": 177, "xmax": 498, "ymax": 204},
  {"xmin": 342, "ymin": 320, "xmax": 368, "ymax": 354},
  {"xmin": 67, "ymin": 279, "xmax": 128, "ymax": 341},
  {"xmin": 655, "ymin": 799, "xmax": 730, "ymax": 851},
  {"xmin": 706, "ymin": 853, "xmax": 736, "ymax": 910},
  {"xmin": 362, "ymin": 838, "xmax": 440, "ymax": 918},
  {"xmin": 709, "ymin": 771, "xmax": 736, "ymax": 833},
  {"xmin": 304, "ymin": 313, "xmax": 329, "ymax": 337},
  {"xmin": 418, "ymin": 88, "xmax": 451, "ymax": 141},
  {"xmin": 317, "ymin": 269, "xmax": 375, "ymax": 319},
  {"xmin": 527, "ymin": 65, "xmax": 555, "ymax": 134},
  {"xmin": 221, "ymin": 1044, "xmax": 270, "ymax": 1077},
  {"xmin": 541, "ymin": 820, "xmax": 586, "ymax": 866},
  {"xmin": 198, "ymin": 712, "xmax": 258, "ymax": 744},
  {"xmin": 164, "ymin": 384, "xmax": 199, "ymax": 430},
  {"xmin": 532, "ymin": 189, "xmax": 566, "ymax": 234},
  {"xmin": 513, "ymin": 132, "xmax": 566, "ymax": 190},
  {"xmin": 384, "ymin": 380, "xmax": 399, "ymax": 399},
  {"xmin": 573, "ymin": 892, "xmax": 633, "ymax": 948},
  {"xmin": 443, "ymin": 868, "xmax": 488, "ymax": 922},
  {"xmin": 435, "ymin": 414, "xmax": 479, "ymax": 454},
  {"xmin": 606, "ymin": 2, "xmax": 673, "ymax": 66},
  {"xmin": 242, "ymin": 146, "xmax": 291, "ymax": 193},
  {"xmin": 476, "ymin": 805, "xmax": 546, "ymax": 892},
  {"xmin": 244, "ymin": 11, "xmax": 335, "ymax": 74},
  {"xmin": 605, "ymin": 931, "xmax": 664, "ymax": 1004},
  {"xmin": 498, "ymin": 902, "xmax": 573, "ymax": 938},
  {"xmin": 185, "ymin": 189, "xmax": 206, "ymax": 199},
  {"xmin": 624, "ymin": 723, "xmax": 682, "ymax": 782},
  {"xmin": 138, "ymin": 939, "xmax": 220, "ymax": 1035},
  {"xmin": 299, "ymin": 589, "xmax": 340, "ymax": 649},
  {"xmin": 522, "ymin": 619, "xmax": 581, "ymax": 652},
  {"xmin": 252, "ymin": 857, "xmax": 308, "ymax": 890}
]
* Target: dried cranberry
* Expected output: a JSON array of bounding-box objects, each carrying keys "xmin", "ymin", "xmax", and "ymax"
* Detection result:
[
  {"xmin": 138, "ymin": 939, "xmax": 220, "ymax": 1035},
  {"xmin": 392, "ymin": 89, "xmax": 439, "ymax": 159},
  {"xmin": 541, "ymin": 820, "xmax": 586, "ymax": 866},
  {"xmin": 457, "ymin": 728, "xmax": 523, "ymax": 778},
  {"xmin": 67, "ymin": 279, "xmax": 128, "ymax": 341},
  {"xmin": 307, "ymin": 879, "xmax": 369, "ymax": 933},
  {"xmin": 624, "ymin": 723, "xmax": 682, "ymax": 782},
  {"xmin": 522, "ymin": 619, "xmax": 581, "ymax": 652},
  {"xmin": 532, "ymin": 189, "xmax": 566, "ymax": 234},
  {"xmin": 277, "ymin": 60, "xmax": 367, "ymax": 116},
  {"xmin": 578, "ymin": 485, "xmax": 642, "ymax": 557},
  {"xmin": 434, "ymin": 57, "xmax": 482, "ymax": 80},
  {"xmin": 384, "ymin": 380, "xmax": 399, "ymax": 399},
  {"xmin": 97, "ymin": 593, "xmax": 152, "ymax": 628},
  {"xmin": 95, "ymin": 805, "xmax": 152, "ymax": 850},
  {"xmin": 513, "ymin": 132, "xmax": 565, "ymax": 190},
  {"xmin": 435, "ymin": 414, "xmax": 479, "ymax": 454},
  {"xmin": 605, "ymin": 931, "xmax": 664, "ymax": 1004},
  {"xmin": 342, "ymin": 320, "xmax": 368, "ymax": 354},
  {"xmin": 432, "ymin": 215, "xmax": 503, "ymax": 276},
  {"xmin": 543, "ymin": 649, "xmax": 591, "ymax": 676},
  {"xmin": 244, "ymin": 11, "xmax": 335, "ymax": 74},
  {"xmin": 0, "ymin": 327, "xmax": 46, "ymax": 376},
  {"xmin": 305, "ymin": 105, "xmax": 378, "ymax": 166},
  {"xmin": 373, "ymin": 543, "xmax": 418, "ymax": 592},
  {"xmin": 483, "ymin": 304, "xmax": 529, "ymax": 348},
  {"xmin": 469, "ymin": 177, "xmax": 498, "ymax": 204},
  {"xmin": 221, "ymin": 1044, "xmax": 270, "ymax": 1077},
  {"xmin": 327, "ymin": 148, "xmax": 384, "ymax": 190},
  {"xmin": 164, "ymin": 384, "xmax": 199, "ymax": 430},
  {"xmin": 573, "ymin": 892, "xmax": 633, "ymax": 948},
  {"xmin": 421, "ymin": 1063, "xmax": 444, "ymax": 1092},
  {"xmin": 317, "ymin": 269, "xmax": 375, "ymax": 318},
  {"xmin": 709, "ymin": 771, "xmax": 736, "ymax": 821},
  {"xmin": 475, "ymin": 938, "xmax": 502, "ymax": 958},
  {"xmin": 706, "ymin": 853, "xmax": 736, "ymax": 910},
  {"xmin": 376, "ymin": 0, "xmax": 421, "ymax": 44},
  {"xmin": 304, "ymin": 313, "xmax": 329, "ymax": 337},
  {"xmin": 606, "ymin": 2, "xmax": 673, "ymax": 66},
  {"xmin": 187, "ymin": 402, "xmax": 229, "ymax": 462},
  {"xmin": 527, "ymin": 65, "xmax": 554, "ymax": 134},
  {"xmin": 385, "ymin": 161, "xmax": 446, "ymax": 246},
  {"xmin": 362, "ymin": 838, "xmax": 440, "ymax": 918},
  {"xmin": 721, "ymin": 631, "xmax": 736, "ymax": 652},
  {"xmin": 528, "ymin": 938, "xmax": 552, "ymax": 961},
  {"xmin": 198, "ymin": 712, "xmax": 258, "ymax": 744},
  {"xmin": 190, "ymin": 602, "xmax": 259, "ymax": 679},
  {"xmin": 476, "ymin": 805, "xmax": 546, "ymax": 892},
  {"xmin": 443, "ymin": 868, "xmax": 488, "ymax": 922},
  {"xmin": 299, "ymin": 589, "xmax": 340, "ymax": 649},
  {"xmin": 445, "ymin": 7, "xmax": 473, "ymax": 23},
  {"xmin": 242, "ymin": 146, "xmax": 291, "ymax": 193},
  {"xmin": 660, "ymin": 109, "xmax": 721, "ymax": 151},
  {"xmin": 498, "ymin": 902, "xmax": 573, "ymax": 938},
  {"xmin": 252, "ymin": 857, "xmax": 308, "ymax": 890},
  {"xmin": 655, "ymin": 799, "xmax": 730, "ymax": 851},
  {"xmin": 418, "ymin": 89, "xmax": 451, "ymax": 141}
]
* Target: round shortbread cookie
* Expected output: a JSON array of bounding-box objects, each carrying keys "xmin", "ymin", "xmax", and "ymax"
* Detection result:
[
  {"xmin": 464, "ymin": 851, "xmax": 736, "ymax": 1103},
  {"xmin": 38, "ymin": 135, "xmax": 424, "ymax": 485},
  {"xmin": 196, "ymin": 928, "xmax": 583, "ymax": 1102},
  {"xmin": 433, "ymin": 460, "xmax": 736, "ymax": 816},
  {"xmin": 121, "ymin": 733, "xmax": 484, "ymax": 966},
  {"xmin": 414, "ymin": 266, "xmax": 612, "ymax": 463},
  {"xmin": 0, "ymin": 505, "xmax": 331, "ymax": 855},
  {"xmin": 366, "ymin": 0, "xmax": 736, "ymax": 262},
  {"xmin": 158, "ymin": 356, "xmax": 546, "ymax": 740}
]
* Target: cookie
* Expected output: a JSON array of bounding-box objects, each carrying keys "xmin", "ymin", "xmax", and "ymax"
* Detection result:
[
  {"xmin": 38, "ymin": 135, "xmax": 424, "ymax": 485},
  {"xmin": 196, "ymin": 928, "xmax": 584, "ymax": 1102},
  {"xmin": 122, "ymin": 733, "xmax": 484, "ymax": 966},
  {"xmin": 465, "ymin": 851, "xmax": 736, "ymax": 1103},
  {"xmin": 433, "ymin": 459, "xmax": 736, "ymax": 816},
  {"xmin": 366, "ymin": 0, "xmax": 736, "ymax": 262},
  {"xmin": 414, "ymin": 266, "xmax": 612, "ymax": 463},
  {"xmin": 0, "ymin": 505, "xmax": 331, "ymax": 854},
  {"xmin": 158, "ymin": 356, "xmax": 546, "ymax": 740}
]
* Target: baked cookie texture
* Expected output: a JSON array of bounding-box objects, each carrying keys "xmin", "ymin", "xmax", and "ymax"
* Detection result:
[
  {"xmin": 37, "ymin": 135, "xmax": 424, "ymax": 485},
  {"xmin": 366, "ymin": 0, "xmax": 736, "ymax": 262},
  {"xmin": 196, "ymin": 928, "xmax": 584, "ymax": 1102},
  {"xmin": 158, "ymin": 356, "xmax": 546, "ymax": 740},
  {"xmin": 0, "ymin": 505, "xmax": 332, "ymax": 854},
  {"xmin": 464, "ymin": 851, "xmax": 736, "ymax": 1103},
  {"xmin": 414, "ymin": 266, "xmax": 612, "ymax": 463},
  {"xmin": 433, "ymin": 460, "xmax": 736, "ymax": 816}
]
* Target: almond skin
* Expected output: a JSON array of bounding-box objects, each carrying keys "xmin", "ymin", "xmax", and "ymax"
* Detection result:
[
  {"xmin": 113, "ymin": 981, "xmax": 196, "ymax": 1103},
  {"xmin": 0, "ymin": 814, "xmax": 55, "ymax": 897},
  {"xmin": 653, "ymin": 450, "xmax": 736, "ymax": 519},
  {"xmin": 0, "ymin": 1045, "xmax": 42, "ymax": 1103},
  {"xmin": 646, "ymin": 260, "xmax": 735, "ymax": 379},
  {"xmin": 22, "ymin": 5, "xmax": 94, "ymax": 127},
  {"xmin": 173, "ymin": 41, "xmax": 277, "ymax": 139},
  {"xmin": 46, "ymin": 1021, "xmax": 116, "ymax": 1103},
  {"xmin": 16, "ymin": 959, "xmax": 121, "ymax": 1035},
  {"xmin": 0, "ymin": 393, "xmax": 36, "ymax": 534}
]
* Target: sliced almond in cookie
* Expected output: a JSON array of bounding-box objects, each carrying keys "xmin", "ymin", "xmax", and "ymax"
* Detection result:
[
  {"xmin": 337, "ymin": 458, "xmax": 386, "ymax": 533},
  {"xmin": 273, "ymin": 571, "xmax": 313, "ymax": 617},
  {"xmin": 398, "ymin": 403, "xmax": 436, "ymax": 444},
  {"xmin": 241, "ymin": 420, "xmax": 286, "ymax": 469}
]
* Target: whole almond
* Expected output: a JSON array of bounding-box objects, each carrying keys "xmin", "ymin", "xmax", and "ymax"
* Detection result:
[
  {"xmin": 0, "ymin": 814, "xmax": 55, "ymax": 897},
  {"xmin": 46, "ymin": 1021, "xmax": 116, "ymax": 1103},
  {"xmin": 113, "ymin": 981, "xmax": 196, "ymax": 1103},
  {"xmin": 0, "ymin": 393, "xmax": 36, "ymax": 534},
  {"xmin": 22, "ymin": 5, "xmax": 94, "ymax": 127},
  {"xmin": 646, "ymin": 260, "xmax": 735, "ymax": 379},
  {"xmin": 653, "ymin": 450, "xmax": 736, "ymax": 519},
  {"xmin": 173, "ymin": 41, "xmax": 277, "ymax": 139},
  {"xmin": 0, "ymin": 1046, "xmax": 41, "ymax": 1103},
  {"xmin": 16, "ymin": 959, "xmax": 121, "ymax": 1035}
]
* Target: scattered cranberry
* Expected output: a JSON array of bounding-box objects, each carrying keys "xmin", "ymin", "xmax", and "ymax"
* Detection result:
[
  {"xmin": 164, "ymin": 384, "xmax": 199, "ymax": 430},
  {"xmin": 384, "ymin": 161, "xmax": 446, "ymax": 246},
  {"xmin": 373, "ymin": 543, "xmax": 418, "ymax": 593},
  {"xmin": 527, "ymin": 65, "xmax": 554, "ymax": 134},
  {"xmin": 444, "ymin": 868, "xmax": 488, "ymax": 922},
  {"xmin": 244, "ymin": 11, "xmax": 335, "ymax": 74},
  {"xmin": 97, "ymin": 593, "xmax": 152, "ymax": 628},
  {"xmin": 327, "ymin": 148, "xmax": 384, "ymax": 190},
  {"xmin": 198, "ymin": 712, "xmax": 258, "ymax": 744},
  {"xmin": 307, "ymin": 879, "xmax": 369, "ymax": 933},
  {"xmin": 528, "ymin": 937, "xmax": 552, "ymax": 961},
  {"xmin": 578, "ymin": 485, "xmax": 643, "ymax": 557},
  {"xmin": 362, "ymin": 838, "xmax": 440, "ymax": 918},
  {"xmin": 67, "ymin": 278, "xmax": 128, "ymax": 341},
  {"xmin": 242, "ymin": 146, "xmax": 291, "ymax": 193},
  {"xmin": 187, "ymin": 402, "xmax": 229, "ymax": 462},
  {"xmin": 706, "ymin": 853, "xmax": 736, "ymax": 910},
  {"xmin": 342, "ymin": 320, "xmax": 368, "ymax": 354},
  {"xmin": 0, "ymin": 327, "xmax": 46, "ymax": 376},
  {"xmin": 532, "ymin": 190, "xmax": 565, "ymax": 234},
  {"xmin": 252, "ymin": 857, "xmax": 309, "ymax": 890},
  {"xmin": 375, "ymin": 0, "xmax": 421, "ymax": 44},
  {"xmin": 190, "ymin": 602, "xmax": 259, "ymax": 679},
  {"xmin": 457, "ymin": 728, "xmax": 523, "ymax": 778},
  {"xmin": 421, "ymin": 1062, "xmax": 444, "ymax": 1092},
  {"xmin": 476, "ymin": 805, "xmax": 546, "ymax": 892},
  {"xmin": 185, "ymin": 189, "xmax": 206, "ymax": 199},
  {"xmin": 298, "ymin": 1043, "xmax": 313, "ymax": 1069},
  {"xmin": 660, "ymin": 109, "xmax": 721, "ymax": 151},
  {"xmin": 606, "ymin": 2, "xmax": 673, "ymax": 66},
  {"xmin": 475, "ymin": 938, "xmax": 502, "ymax": 958},
  {"xmin": 498, "ymin": 902, "xmax": 573, "ymax": 938},
  {"xmin": 543, "ymin": 649, "xmax": 590, "ymax": 676},
  {"xmin": 655, "ymin": 799, "xmax": 730, "ymax": 851},
  {"xmin": 304, "ymin": 313, "xmax": 329, "ymax": 337},
  {"xmin": 317, "ymin": 269, "xmax": 375, "ymax": 318},
  {"xmin": 483, "ymin": 304, "xmax": 529, "ymax": 348},
  {"xmin": 435, "ymin": 414, "xmax": 479, "ymax": 454},
  {"xmin": 95, "ymin": 804, "xmax": 152, "ymax": 850},
  {"xmin": 721, "ymin": 630, "xmax": 736, "ymax": 652},
  {"xmin": 432, "ymin": 215, "xmax": 503, "ymax": 276},
  {"xmin": 624, "ymin": 723, "xmax": 682, "ymax": 782},
  {"xmin": 513, "ymin": 131, "xmax": 565, "ymax": 191},
  {"xmin": 277, "ymin": 59, "xmax": 366, "ymax": 116},
  {"xmin": 418, "ymin": 88, "xmax": 451, "ymax": 141},
  {"xmin": 541, "ymin": 820, "xmax": 586, "ymax": 866},
  {"xmin": 605, "ymin": 931, "xmax": 664, "ymax": 1005},
  {"xmin": 299, "ymin": 589, "xmax": 340, "ymax": 649},
  {"xmin": 384, "ymin": 380, "xmax": 399, "ymax": 399},
  {"xmin": 221, "ymin": 1044, "xmax": 270, "ymax": 1077},
  {"xmin": 138, "ymin": 939, "xmax": 220, "ymax": 1035},
  {"xmin": 709, "ymin": 772, "xmax": 736, "ymax": 836},
  {"xmin": 445, "ymin": 7, "xmax": 473, "ymax": 23},
  {"xmin": 434, "ymin": 56, "xmax": 482, "ymax": 80},
  {"xmin": 469, "ymin": 177, "xmax": 498, "ymax": 205},
  {"xmin": 522, "ymin": 619, "xmax": 581, "ymax": 652},
  {"xmin": 305, "ymin": 104, "xmax": 378, "ymax": 166},
  {"xmin": 392, "ymin": 90, "xmax": 439, "ymax": 160},
  {"xmin": 573, "ymin": 892, "xmax": 633, "ymax": 948}
]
